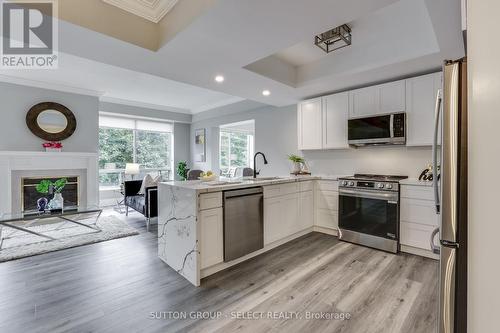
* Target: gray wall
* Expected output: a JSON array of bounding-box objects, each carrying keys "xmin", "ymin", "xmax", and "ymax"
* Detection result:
[
  {"xmin": 173, "ymin": 122, "xmax": 191, "ymax": 180},
  {"xmin": 0, "ymin": 82, "xmax": 99, "ymax": 153},
  {"xmin": 191, "ymin": 104, "xmax": 433, "ymax": 178}
]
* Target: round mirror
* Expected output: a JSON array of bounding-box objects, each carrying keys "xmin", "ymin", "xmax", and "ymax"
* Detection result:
[
  {"xmin": 26, "ymin": 102, "xmax": 77, "ymax": 141},
  {"xmin": 36, "ymin": 110, "xmax": 68, "ymax": 134}
]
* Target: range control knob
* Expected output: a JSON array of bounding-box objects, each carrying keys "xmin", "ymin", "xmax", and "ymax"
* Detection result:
[
  {"xmin": 349, "ymin": 181, "xmax": 355, "ymax": 186},
  {"xmin": 386, "ymin": 184, "xmax": 393, "ymax": 190},
  {"xmin": 378, "ymin": 183, "xmax": 385, "ymax": 189},
  {"xmin": 342, "ymin": 180, "xmax": 348, "ymax": 186}
]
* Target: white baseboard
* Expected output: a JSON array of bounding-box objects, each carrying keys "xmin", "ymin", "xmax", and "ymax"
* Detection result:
[
  {"xmin": 401, "ymin": 244, "xmax": 439, "ymax": 260},
  {"xmin": 313, "ymin": 225, "xmax": 339, "ymax": 236}
]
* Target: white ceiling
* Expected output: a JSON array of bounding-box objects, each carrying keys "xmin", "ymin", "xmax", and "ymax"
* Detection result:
[
  {"xmin": 102, "ymin": 0, "xmax": 179, "ymax": 23},
  {"xmin": 0, "ymin": 0, "xmax": 465, "ymax": 115},
  {"xmin": 0, "ymin": 52, "xmax": 242, "ymax": 114},
  {"xmin": 274, "ymin": 42, "xmax": 327, "ymax": 68}
]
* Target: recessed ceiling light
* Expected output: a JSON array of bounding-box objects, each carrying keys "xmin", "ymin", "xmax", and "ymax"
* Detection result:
[
  {"xmin": 262, "ymin": 90, "xmax": 271, "ymax": 96},
  {"xmin": 215, "ymin": 75, "xmax": 225, "ymax": 83}
]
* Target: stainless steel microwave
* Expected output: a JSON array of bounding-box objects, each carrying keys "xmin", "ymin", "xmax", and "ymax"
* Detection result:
[{"xmin": 348, "ymin": 112, "xmax": 406, "ymax": 146}]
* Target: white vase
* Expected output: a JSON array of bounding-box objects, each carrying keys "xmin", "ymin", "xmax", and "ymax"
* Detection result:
[
  {"xmin": 49, "ymin": 192, "xmax": 64, "ymax": 210},
  {"xmin": 292, "ymin": 162, "xmax": 302, "ymax": 174}
]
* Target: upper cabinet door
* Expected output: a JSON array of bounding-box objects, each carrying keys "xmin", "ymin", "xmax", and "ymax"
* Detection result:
[
  {"xmin": 349, "ymin": 80, "xmax": 406, "ymax": 118},
  {"xmin": 349, "ymin": 86, "xmax": 379, "ymax": 118},
  {"xmin": 323, "ymin": 92, "xmax": 349, "ymax": 149},
  {"xmin": 298, "ymin": 98, "xmax": 322, "ymax": 150},
  {"xmin": 379, "ymin": 80, "xmax": 406, "ymax": 114},
  {"xmin": 406, "ymin": 72, "xmax": 443, "ymax": 146}
]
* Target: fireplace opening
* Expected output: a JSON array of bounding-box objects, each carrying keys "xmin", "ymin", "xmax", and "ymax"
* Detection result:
[{"xmin": 22, "ymin": 176, "xmax": 79, "ymax": 212}]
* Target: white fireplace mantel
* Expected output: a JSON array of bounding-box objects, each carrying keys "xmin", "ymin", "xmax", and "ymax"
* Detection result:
[{"xmin": 0, "ymin": 151, "xmax": 99, "ymax": 214}]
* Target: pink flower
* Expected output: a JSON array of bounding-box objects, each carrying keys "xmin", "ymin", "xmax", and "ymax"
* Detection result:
[{"xmin": 42, "ymin": 142, "xmax": 63, "ymax": 148}]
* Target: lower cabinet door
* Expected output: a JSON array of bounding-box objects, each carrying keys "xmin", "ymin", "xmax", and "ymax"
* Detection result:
[
  {"xmin": 200, "ymin": 207, "xmax": 224, "ymax": 269},
  {"xmin": 299, "ymin": 191, "xmax": 314, "ymax": 230},
  {"xmin": 264, "ymin": 193, "xmax": 299, "ymax": 245},
  {"xmin": 315, "ymin": 208, "xmax": 339, "ymax": 230},
  {"xmin": 400, "ymin": 221, "xmax": 436, "ymax": 251}
]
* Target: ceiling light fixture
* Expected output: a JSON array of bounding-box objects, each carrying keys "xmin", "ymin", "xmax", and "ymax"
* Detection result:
[
  {"xmin": 262, "ymin": 90, "xmax": 271, "ymax": 96},
  {"xmin": 314, "ymin": 24, "xmax": 352, "ymax": 54},
  {"xmin": 215, "ymin": 75, "xmax": 225, "ymax": 83}
]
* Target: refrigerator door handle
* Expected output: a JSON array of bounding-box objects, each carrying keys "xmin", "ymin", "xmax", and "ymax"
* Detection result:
[
  {"xmin": 432, "ymin": 89, "xmax": 442, "ymax": 214},
  {"xmin": 430, "ymin": 227, "xmax": 440, "ymax": 254},
  {"xmin": 439, "ymin": 246, "xmax": 456, "ymax": 333}
]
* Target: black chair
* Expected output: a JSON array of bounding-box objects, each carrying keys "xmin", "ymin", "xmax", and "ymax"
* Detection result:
[
  {"xmin": 187, "ymin": 169, "xmax": 204, "ymax": 180},
  {"xmin": 123, "ymin": 180, "xmax": 158, "ymax": 231}
]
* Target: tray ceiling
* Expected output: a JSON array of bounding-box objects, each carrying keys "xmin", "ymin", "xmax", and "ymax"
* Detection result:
[{"xmin": 102, "ymin": 0, "xmax": 178, "ymax": 23}]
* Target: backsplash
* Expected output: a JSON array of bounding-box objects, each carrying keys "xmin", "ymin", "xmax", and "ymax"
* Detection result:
[{"xmin": 302, "ymin": 146, "xmax": 432, "ymax": 179}]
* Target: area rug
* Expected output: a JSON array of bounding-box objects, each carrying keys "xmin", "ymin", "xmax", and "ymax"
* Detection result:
[{"xmin": 0, "ymin": 215, "xmax": 139, "ymax": 262}]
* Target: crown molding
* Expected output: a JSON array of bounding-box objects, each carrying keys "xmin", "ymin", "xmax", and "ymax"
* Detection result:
[
  {"xmin": 0, "ymin": 74, "xmax": 104, "ymax": 97},
  {"xmin": 102, "ymin": 0, "xmax": 179, "ymax": 23}
]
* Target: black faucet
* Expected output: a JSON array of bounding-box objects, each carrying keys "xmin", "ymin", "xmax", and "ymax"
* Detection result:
[{"xmin": 253, "ymin": 152, "xmax": 268, "ymax": 178}]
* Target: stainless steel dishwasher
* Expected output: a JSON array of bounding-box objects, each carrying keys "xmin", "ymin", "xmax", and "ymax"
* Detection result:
[{"xmin": 223, "ymin": 187, "xmax": 264, "ymax": 262}]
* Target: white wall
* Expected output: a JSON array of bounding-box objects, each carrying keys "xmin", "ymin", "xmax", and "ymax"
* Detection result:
[
  {"xmin": 0, "ymin": 82, "xmax": 99, "ymax": 153},
  {"xmin": 191, "ymin": 104, "xmax": 432, "ymax": 178},
  {"xmin": 467, "ymin": 0, "xmax": 500, "ymax": 331}
]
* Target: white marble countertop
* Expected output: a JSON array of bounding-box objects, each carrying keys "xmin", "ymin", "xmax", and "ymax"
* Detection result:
[
  {"xmin": 400, "ymin": 178, "xmax": 434, "ymax": 187},
  {"xmin": 160, "ymin": 175, "xmax": 347, "ymax": 193}
]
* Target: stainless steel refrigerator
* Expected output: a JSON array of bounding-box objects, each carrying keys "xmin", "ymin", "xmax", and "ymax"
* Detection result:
[{"xmin": 432, "ymin": 58, "xmax": 468, "ymax": 333}]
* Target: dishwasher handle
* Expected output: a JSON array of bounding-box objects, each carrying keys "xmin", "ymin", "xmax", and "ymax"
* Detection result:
[{"xmin": 224, "ymin": 187, "xmax": 263, "ymax": 199}]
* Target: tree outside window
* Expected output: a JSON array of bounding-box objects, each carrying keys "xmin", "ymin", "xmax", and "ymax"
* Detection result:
[
  {"xmin": 219, "ymin": 122, "xmax": 255, "ymax": 177},
  {"xmin": 98, "ymin": 116, "xmax": 173, "ymax": 188}
]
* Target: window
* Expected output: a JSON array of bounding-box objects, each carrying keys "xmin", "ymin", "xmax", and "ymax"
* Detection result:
[
  {"xmin": 98, "ymin": 115, "xmax": 173, "ymax": 188},
  {"xmin": 219, "ymin": 120, "xmax": 255, "ymax": 177}
]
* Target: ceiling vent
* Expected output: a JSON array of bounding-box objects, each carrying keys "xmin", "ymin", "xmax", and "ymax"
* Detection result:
[{"xmin": 314, "ymin": 24, "xmax": 352, "ymax": 53}]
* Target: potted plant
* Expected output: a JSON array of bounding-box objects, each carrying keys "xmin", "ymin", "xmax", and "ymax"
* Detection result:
[
  {"xmin": 287, "ymin": 154, "xmax": 305, "ymax": 174},
  {"xmin": 176, "ymin": 161, "xmax": 189, "ymax": 181},
  {"xmin": 36, "ymin": 178, "xmax": 67, "ymax": 211}
]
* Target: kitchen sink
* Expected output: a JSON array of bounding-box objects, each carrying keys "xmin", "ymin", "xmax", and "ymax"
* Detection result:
[{"xmin": 250, "ymin": 177, "xmax": 285, "ymax": 181}]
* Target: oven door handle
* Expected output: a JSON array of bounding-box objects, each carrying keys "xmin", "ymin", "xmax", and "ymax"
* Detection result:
[{"xmin": 339, "ymin": 189, "xmax": 399, "ymax": 202}]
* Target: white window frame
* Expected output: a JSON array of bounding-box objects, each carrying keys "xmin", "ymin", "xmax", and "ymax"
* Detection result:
[{"xmin": 98, "ymin": 114, "xmax": 174, "ymax": 182}]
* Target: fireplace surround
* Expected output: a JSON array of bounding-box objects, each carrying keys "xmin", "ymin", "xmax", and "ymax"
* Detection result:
[{"xmin": 0, "ymin": 151, "xmax": 98, "ymax": 214}]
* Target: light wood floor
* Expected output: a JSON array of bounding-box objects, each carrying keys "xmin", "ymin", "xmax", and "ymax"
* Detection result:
[{"xmin": 0, "ymin": 210, "xmax": 438, "ymax": 333}]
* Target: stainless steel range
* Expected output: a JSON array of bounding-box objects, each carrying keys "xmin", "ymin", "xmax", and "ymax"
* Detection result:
[{"xmin": 338, "ymin": 174, "xmax": 408, "ymax": 253}]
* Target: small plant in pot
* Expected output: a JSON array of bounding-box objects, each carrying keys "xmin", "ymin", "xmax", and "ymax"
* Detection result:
[
  {"xmin": 36, "ymin": 178, "xmax": 67, "ymax": 212},
  {"xmin": 176, "ymin": 161, "xmax": 189, "ymax": 181},
  {"xmin": 287, "ymin": 154, "xmax": 305, "ymax": 175}
]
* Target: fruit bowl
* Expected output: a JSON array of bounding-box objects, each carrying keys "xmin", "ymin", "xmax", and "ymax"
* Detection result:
[{"xmin": 199, "ymin": 174, "xmax": 217, "ymax": 182}]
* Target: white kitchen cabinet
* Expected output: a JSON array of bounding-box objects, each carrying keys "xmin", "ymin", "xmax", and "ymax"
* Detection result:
[
  {"xmin": 349, "ymin": 86, "xmax": 379, "ymax": 118},
  {"xmin": 400, "ymin": 198, "xmax": 440, "ymax": 227},
  {"xmin": 298, "ymin": 98, "xmax": 323, "ymax": 150},
  {"xmin": 379, "ymin": 80, "xmax": 406, "ymax": 113},
  {"xmin": 299, "ymin": 190, "xmax": 314, "ymax": 231},
  {"xmin": 406, "ymin": 72, "xmax": 442, "ymax": 146},
  {"xmin": 315, "ymin": 209, "xmax": 339, "ymax": 230},
  {"xmin": 323, "ymin": 92, "xmax": 349, "ymax": 149},
  {"xmin": 400, "ymin": 184, "xmax": 439, "ymax": 259},
  {"xmin": 349, "ymin": 80, "xmax": 406, "ymax": 118},
  {"xmin": 264, "ymin": 192, "xmax": 299, "ymax": 245},
  {"xmin": 200, "ymin": 207, "xmax": 224, "ymax": 269},
  {"xmin": 314, "ymin": 181, "xmax": 339, "ymax": 232}
]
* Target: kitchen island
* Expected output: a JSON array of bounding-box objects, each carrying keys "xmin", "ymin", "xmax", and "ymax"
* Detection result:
[{"xmin": 158, "ymin": 176, "xmax": 342, "ymax": 286}]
